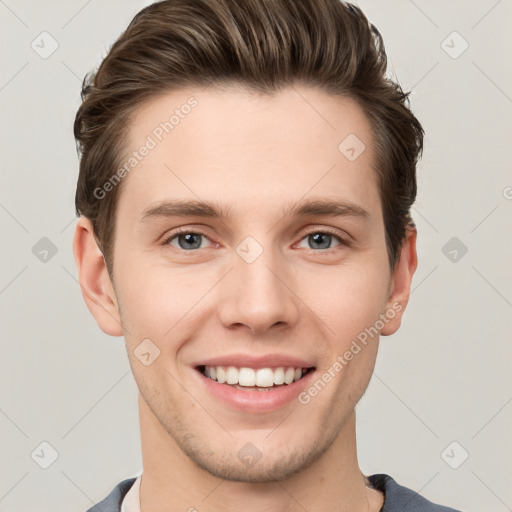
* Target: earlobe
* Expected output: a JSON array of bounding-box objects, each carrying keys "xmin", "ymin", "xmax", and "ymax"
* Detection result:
[
  {"xmin": 380, "ymin": 225, "xmax": 418, "ymax": 336},
  {"xmin": 73, "ymin": 217, "xmax": 124, "ymax": 336}
]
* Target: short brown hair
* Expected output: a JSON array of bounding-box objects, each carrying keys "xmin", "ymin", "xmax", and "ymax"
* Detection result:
[{"xmin": 74, "ymin": 0, "xmax": 423, "ymax": 274}]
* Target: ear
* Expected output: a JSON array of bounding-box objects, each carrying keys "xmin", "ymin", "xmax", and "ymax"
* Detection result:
[
  {"xmin": 73, "ymin": 216, "xmax": 124, "ymax": 336},
  {"xmin": 380, "ymin": 225, "xmax": 418, "ymax": 336}
]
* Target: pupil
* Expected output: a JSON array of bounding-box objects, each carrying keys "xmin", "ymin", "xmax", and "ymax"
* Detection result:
[
  {"xmin": 311, "ymin": 233, "xmax": 330, "ymax": 249},
  {"xmin": 179, "ymin": 233, "xmax": 201, "ymax": 250}
]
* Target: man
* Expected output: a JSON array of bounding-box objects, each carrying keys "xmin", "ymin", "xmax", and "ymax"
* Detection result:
[{"xmin": 72, "ymin": 0, "xmax": 462, "ymax": 510}]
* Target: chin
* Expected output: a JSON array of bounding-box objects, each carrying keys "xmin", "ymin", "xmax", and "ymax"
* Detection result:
[
  {"xmin": 186, "ymin": 448, "xmax": 318, "ymax": 483},
  {"xmin": 172, "ymin": 425, "xmax": 338, "ymax": 483}
]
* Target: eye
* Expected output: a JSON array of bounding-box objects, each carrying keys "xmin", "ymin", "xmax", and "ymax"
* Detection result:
[
  {"xmin": 162, "ymin": 228, "xmax": 347, "ymax": 253},
  {"xmin": 296, "ymin": 230, "xmax": 346, "ymax": 251},
  {"xmin": 164, "ymin": 230, "xmax": 213, "ymax": 251}
]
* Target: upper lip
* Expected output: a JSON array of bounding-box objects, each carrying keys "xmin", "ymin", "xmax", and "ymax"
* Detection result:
[{"xmin": 193, "ymin": 353, "xmax": 316, "ymax": 370}]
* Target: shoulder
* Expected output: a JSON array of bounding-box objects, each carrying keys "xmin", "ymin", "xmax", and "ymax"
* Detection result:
[
  {"xmin": 84, "ymin": 477, "xmax": 137, "ymax": 512},
  {"xmin": 85, "ymin": 473, "xmax": 463, "ymax": 512},
  {"xmin": 368, "ymin": 474, "xmax": 463, "ymax": 512}
]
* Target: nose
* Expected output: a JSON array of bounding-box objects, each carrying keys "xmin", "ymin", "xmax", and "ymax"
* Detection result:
[{"xmin": 217, "ymin": 242, "xmax": 300, "ymax": 336}]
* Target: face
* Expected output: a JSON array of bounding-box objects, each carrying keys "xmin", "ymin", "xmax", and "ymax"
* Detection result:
[{"xmin": 80, "ymin": 85, "xmax": 415, "ymax": 482}]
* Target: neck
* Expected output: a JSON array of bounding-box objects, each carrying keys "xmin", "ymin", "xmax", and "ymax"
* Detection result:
[{"xmin": 138, "ymin": 392, "xmax": 382, "ymax": 512}]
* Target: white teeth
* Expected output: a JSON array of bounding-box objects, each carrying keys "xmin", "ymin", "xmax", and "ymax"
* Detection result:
[
  {"xmin": 238, "ymin": 367, "xmax": 256, "ymax": 386},
  {"xmin": 216, "ymin": 366, "xmax": 227, "ymax": 384},
  {"xmin": 284, "ymin": 367, "xmax": 295, "ymax": 384},
  {"xmin": 226, "ymin": 366, "xmax": 238, "ymax": 385},
  {"xmin": 202, "ymin": 365, "xmax": 310, "ymax": 387},
  {"xmin": 273, "ymin": 367, "xmax": 285, "ymax": 385},
  {"xmin": 255, "ymin": 368, "xmax": 274, "ymax": 387}
]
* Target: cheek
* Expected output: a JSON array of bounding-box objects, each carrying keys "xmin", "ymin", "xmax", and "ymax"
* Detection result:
[
  {"xmin": 115, "ymin": 260, "xmax": 209, "ymax": 342},
  {"xmin": 115, "ymin": 244, "xmax": 390, "ymax": 351},
  {"xmin": 301, "ymin": 261, "xmax": 389, "ymax": 343}
]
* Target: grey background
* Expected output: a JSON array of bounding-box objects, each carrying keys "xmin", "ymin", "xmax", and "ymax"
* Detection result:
[{"xmin": 0, "ymin": 0, "xmax": 511, "ymax": 511}]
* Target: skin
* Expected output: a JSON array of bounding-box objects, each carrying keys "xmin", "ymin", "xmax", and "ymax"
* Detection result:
[{"xmin": 74, "ymin": 85, "xmax": 417, "ymax": 512}]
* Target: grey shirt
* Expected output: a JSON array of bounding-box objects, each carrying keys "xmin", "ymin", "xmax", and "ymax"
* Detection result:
[{"xmin": 84, "ymin": 474, "xmax": 462, "ymax": 512}]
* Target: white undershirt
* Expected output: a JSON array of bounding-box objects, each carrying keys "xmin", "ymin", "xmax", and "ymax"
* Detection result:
[{"xmin": 121, "ymin": 474, "xmax": 142, "ymax": 512}]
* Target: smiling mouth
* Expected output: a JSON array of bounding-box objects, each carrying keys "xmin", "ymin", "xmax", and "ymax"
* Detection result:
[{"xmin": 196, "ymin": 365, "xmax": 316, "ymax": 391}]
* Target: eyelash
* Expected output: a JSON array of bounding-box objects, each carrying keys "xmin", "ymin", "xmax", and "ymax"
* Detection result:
[{"xmin": 162, "ymin": 227, "xmax": 348, "ymax": 253}]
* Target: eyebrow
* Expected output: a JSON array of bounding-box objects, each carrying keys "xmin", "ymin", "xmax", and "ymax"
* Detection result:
[{"xmin": 140, "ymin": 198, "xmax": 370, "ymax": 222}]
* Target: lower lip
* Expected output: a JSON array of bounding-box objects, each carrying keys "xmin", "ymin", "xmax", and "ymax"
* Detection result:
[{"xmin": 194, "ymin": 368, "xmax": 316, "ymax": 413}]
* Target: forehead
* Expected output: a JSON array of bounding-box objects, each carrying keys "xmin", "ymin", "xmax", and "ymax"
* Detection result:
[{"xmin": 117, "ymin": 85, "xmax": 380, "ymax": 225}]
